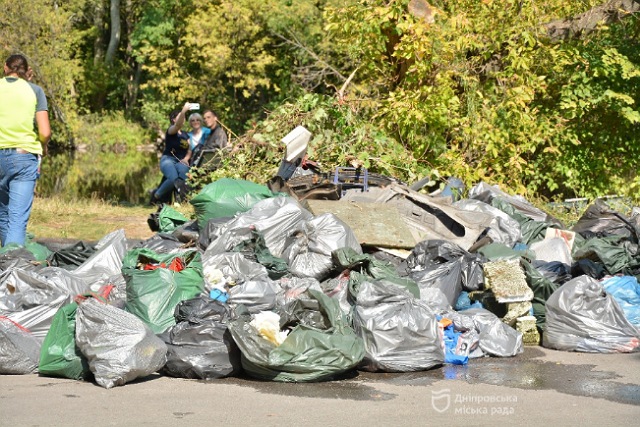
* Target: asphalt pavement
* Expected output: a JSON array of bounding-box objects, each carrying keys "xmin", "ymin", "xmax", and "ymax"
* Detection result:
[{"xmin": 1, "ymin": 346, "xmax": 638, "ymax": 426}]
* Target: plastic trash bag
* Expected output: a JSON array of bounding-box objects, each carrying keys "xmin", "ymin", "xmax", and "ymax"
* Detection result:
[
  {"xmin": 203, "ymin": 252, "xmax": 279, "ymax": 313},
  {"xmin": 38, "ymin": 302, "xmax": 92, "ymax": 380},
  {"xmin": 458, "ymin": 308, "xmax": 523, "ymax": 357},
  {"xmin": 47, "ymin": 241, "xmax": 96, "ymax": 269},
  {"xmin": 0, "ymin": 316, "xmax": 40, "ymax": 374},
  {"xmin": 75, "ymin": 299, "xmax": 167, "ymax": 389},
  {"xmin": 227, "ymin": 289, "xmax": 365, "ymax": 382},
  {"xmin": 601, "ymin": 276, "xmax": 640, "ymax": 328},
  {"xmin": 333, "ymin": 247, "xmax": 420, "ymax": 300},
  {"xmin": 123, "ymin": 249, "xmax": 205, "ymax": 334},
  {"xmin": 453, "ymin": 199, "xmax": 522, "ymax": 247},
  {"xmin": 205, "ymin": 196, "xmax": 313, "ymax": 258},
  {"xmin": 571, "ymin": 199, "xmax": 640, "ymax": 243},
  {"xmin": 281, "ymin": 213, "xmax": 362, "ymax": 280},
  {"xmin": 190, "ymin": 178, "xmax": 275, "ymax": 228},
  {"xmin": 353, "ymin": 280, "xmax": 444, "ymax": 372},
  {"xmin": 572, "ymin": 236, "xmax": 636, "ymax": 276},
  {"xmin": 543, "ymin": 276, "xmax": 640, "ymax": 353},
  {"xmin": 159, "ymin": 296, "xmax": 241, "ymax": 379},
  {"xmin": 404, "ymin": 240, "xmax": 484, "ymax": 306},
  {"xmin": 232, "ymin": 229, "xmax": 289, "ymax": 280}
]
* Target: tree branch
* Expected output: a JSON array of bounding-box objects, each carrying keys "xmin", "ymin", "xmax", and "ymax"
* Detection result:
[{"xmin": 544, "ymin": 0, "xmax": 640, "ymax": 41}]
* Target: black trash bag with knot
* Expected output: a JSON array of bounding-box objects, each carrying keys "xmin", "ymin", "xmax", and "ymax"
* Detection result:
[{"xmin": 158, "ymin": 296, "xmax": 241, "ymax": 379}]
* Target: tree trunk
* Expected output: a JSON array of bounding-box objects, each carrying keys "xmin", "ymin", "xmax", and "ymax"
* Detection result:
[
  {"xmin": 105, "ymin": 0, "xmax": 121, "ymax": 65},
  {"xmin": 93, "ymin": 1, "xmax": 106, "ymax": 65},
  {"xmin": 545, "ymin": 0, "xmax": 640, "ymax": 41}
]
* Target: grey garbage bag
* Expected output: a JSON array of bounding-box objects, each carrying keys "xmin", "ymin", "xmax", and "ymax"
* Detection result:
[
  {"xmin": 204, "ymin": 253, "xmax": 279, "ymax": 313},
  {"xmin": 543, "ymin": 276, "xmax": 640, "ymax": 353},
  {"xmin": 453, "ymin": 199, "xmax": 522, "ymax": 247},
  {"xmin": 0, "ymin": 268, "xmax": 73, "ymax": 341},
  {"xmin": 75, "ymin": 299, "xmax": 167, "ymax": 389},
  {"xmin": 353, "ymin": 280, "xmax": 444, "ymax": 372},
  {"xmin": 276, "ymin": 277, "xmax": 323, "ymax": 308},
  {"xmin": 0, "ymin": 316, "xmax": 40, "ymax": 374},
  {"xmin": 443, "ymin": 309, "xmax": 523, "ymax": 358},
  {"xmin": 281, "ymin": 213, "xmax": 362, "ymax": 280},
  {"xmin": 159, "ymin": 296, "xmax": 241, "ymax": 379},
  {"xmin": 205, "ymin": 196, "xmax": 313, "ymax": 257}
]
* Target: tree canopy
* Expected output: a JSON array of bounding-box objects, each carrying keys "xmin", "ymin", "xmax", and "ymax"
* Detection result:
[{"xmin": 1, "ymin": 0, "xmax": 638, "ymax": 200}]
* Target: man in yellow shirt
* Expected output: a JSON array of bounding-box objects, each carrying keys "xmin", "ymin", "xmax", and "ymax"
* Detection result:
[{"xmin": 0, "ymin": 54, "xmax": 51, "ymax": 246}]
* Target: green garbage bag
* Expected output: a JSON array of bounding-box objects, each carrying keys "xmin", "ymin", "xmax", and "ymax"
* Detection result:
[
  {"xmin": 0, "ymin": 240, "xmax": 52, "ymax": 262},
  {"xmin": 158, "ymin": 205, "xmax": 189, "ymax": 233},
  {"xmin": 190, "ymin": 178, "xmax": 274, "ymax": 228},
  {"xmin": 333, "ymin": 247, "xmax": 420, "ymax": 299},
  {"xmin": 232, "ymin": 229, "xmax": 289, "ymax": 280},
  {"xmin": 228, "ymin": 290, "xmax": 365, "ymax": 382},
  {"xmin": 39, "ymin": 303, "xmax": 92, "ymax": 380},
  {"xmin": 123, "ymin": 248, "xmax": 205, "ymax": 334}
]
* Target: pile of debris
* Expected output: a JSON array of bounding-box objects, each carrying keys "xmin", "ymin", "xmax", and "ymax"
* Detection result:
[{"xmin": 1, "ymin": 170, "xmax": 639, "ymax": 387}]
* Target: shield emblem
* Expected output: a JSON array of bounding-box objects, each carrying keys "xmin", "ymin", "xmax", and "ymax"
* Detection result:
[{"xmin": 431, "ymin": 389, "xmax": 450, "ymax": 413}]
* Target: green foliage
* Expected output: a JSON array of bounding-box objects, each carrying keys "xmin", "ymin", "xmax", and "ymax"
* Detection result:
[
  {"xmin": 324, "ymin": 0, "xmax": 640, "ymax": 200},
  {"xmin": 74, "ymin": 112, "xmax": 151, "ymax": 150},
  {"xmin": 188, "ymin": 93, "xmax": 427, "ymax": 190}
]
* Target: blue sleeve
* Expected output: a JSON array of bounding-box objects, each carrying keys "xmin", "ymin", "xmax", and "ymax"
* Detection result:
[{"xmin": 28, "ymin": 82, "xmax": 48, "ymax": 112}]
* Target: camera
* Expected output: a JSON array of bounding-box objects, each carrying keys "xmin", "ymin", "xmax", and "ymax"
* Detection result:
[{"xmin": 189, "ymin": 103, "xmax": 200, "ymax": 110}]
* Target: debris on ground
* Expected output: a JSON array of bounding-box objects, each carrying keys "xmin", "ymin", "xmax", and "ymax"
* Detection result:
[{"xmin": 1, "ymin": 136, "xmax": 640, "ymax": 385}]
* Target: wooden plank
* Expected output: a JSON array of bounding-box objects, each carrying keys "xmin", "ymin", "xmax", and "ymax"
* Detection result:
[{"xmin": 305, "ymin": 200, "xmax": 417, "ymax": 249}]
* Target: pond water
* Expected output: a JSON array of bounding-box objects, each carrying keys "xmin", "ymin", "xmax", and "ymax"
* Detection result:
[{"xmin": 37, "ymin": 148, "xmax": 162, "ymax": 205}]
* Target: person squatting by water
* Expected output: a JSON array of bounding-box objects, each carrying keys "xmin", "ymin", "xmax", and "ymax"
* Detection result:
[{"xmin": 0, "ymin": 54, "xmax": 51, "ymax": 247}]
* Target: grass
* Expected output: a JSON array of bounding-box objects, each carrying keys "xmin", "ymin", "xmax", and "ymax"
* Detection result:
[{"xmin": 28, "ymin": 196, "xmax": 195, "ymax": 241}]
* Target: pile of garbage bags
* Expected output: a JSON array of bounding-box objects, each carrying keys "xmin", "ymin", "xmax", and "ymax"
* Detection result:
[{"xmin": 1, "ymin": 177, "xmax": 639, "ymax": 388}]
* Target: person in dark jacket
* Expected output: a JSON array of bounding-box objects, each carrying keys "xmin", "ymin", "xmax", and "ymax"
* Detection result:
[{"xmin": 150, "ymin": 103, "xmax": 193, "ymax": 204}]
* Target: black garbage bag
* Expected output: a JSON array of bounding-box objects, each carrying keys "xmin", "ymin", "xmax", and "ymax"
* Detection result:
[
  {"xmin": 543, "ymin": 276, "xmax": 640, "ymax": 353},
  {"xmin": 571, "ymin": 199, "xmax": 640, "ymax": 243},
  {"xmin": 47, "ymin": 241, "xmax": 97, "ymax": 269},
  {"xmin": 227, "ymin": 289, "xmax": 365, "ymax": 382},
  {"xmin": 404, "ymin": 240, "xmax": 484, "ymax": 306},
  {"xmin": 158, "ymin": 296, "xmax": 241, "ymax": 380},
  {"xmin": 570, "ymin": 259, "xmax": 607, "ymax": 280}
]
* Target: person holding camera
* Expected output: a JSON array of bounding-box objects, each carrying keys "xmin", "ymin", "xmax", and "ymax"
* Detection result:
[
  {"xmin": 150, "ymin": 102, "xmax": 194, "ymax": 204},
  {"xmin": 0, "ymin": 54, "xmax": 51, "ymax": 246}
]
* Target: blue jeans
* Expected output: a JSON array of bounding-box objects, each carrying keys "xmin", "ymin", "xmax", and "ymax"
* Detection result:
[
  {"xmin": 155, "ymin": 155, "xmax": 189, "ymax": 200},
  {"xmin": 0, "ymin": 149, "xmax": 39, "ymax": 246}
]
